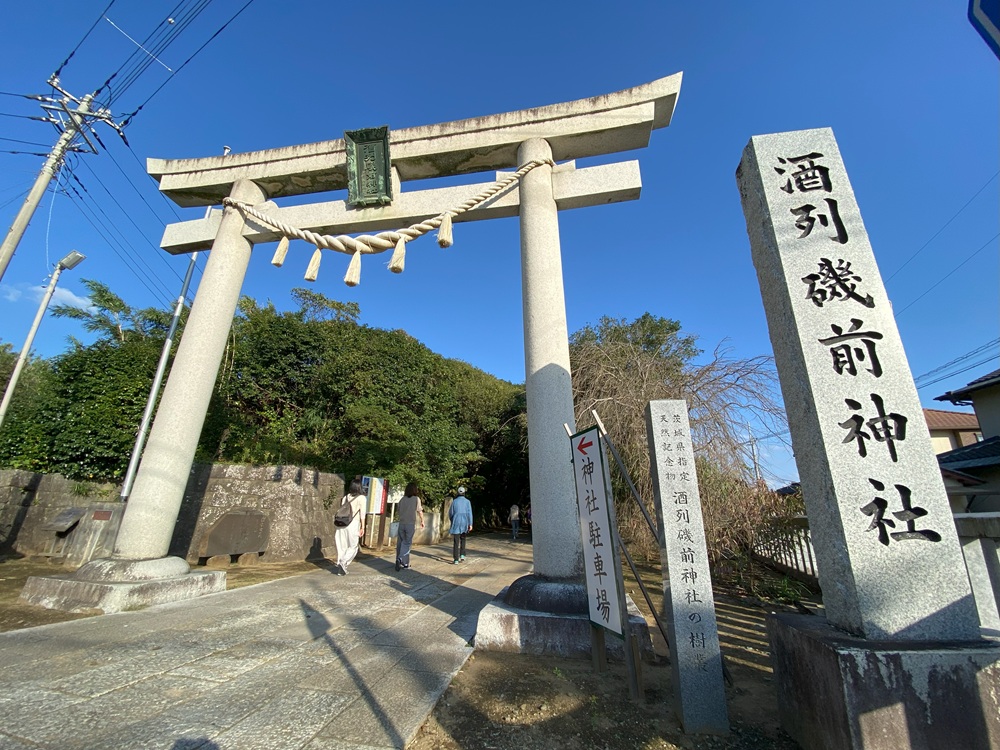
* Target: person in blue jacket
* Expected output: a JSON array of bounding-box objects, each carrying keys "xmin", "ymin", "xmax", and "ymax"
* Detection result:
[{"xmin": 448, "ymin": 486, "xmax": 473, "ymax": 564}]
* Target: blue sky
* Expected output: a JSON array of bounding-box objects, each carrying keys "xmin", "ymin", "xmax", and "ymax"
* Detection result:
[{"xmin": 0, "ymin": 2, "xmax": 997, "ymax": 488}]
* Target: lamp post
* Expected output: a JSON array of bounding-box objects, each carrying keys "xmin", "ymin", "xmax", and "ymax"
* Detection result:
[{"xmin": 0, "ymin": 250, "xmax": 85, "ymax": 431}]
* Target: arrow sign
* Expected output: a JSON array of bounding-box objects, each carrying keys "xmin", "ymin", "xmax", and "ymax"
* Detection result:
[{"xmin": 576, "ymin": 436, "xmax": 594, "ymax": 455}]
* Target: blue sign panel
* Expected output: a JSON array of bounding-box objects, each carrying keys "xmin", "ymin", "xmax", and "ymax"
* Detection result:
[{"xmin": 970, "ymin": 0, "xmax": 1000, "ymax": 58}]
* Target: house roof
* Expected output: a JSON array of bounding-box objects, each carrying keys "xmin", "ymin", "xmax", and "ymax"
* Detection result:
[
  {"xmin": 775, "ymin": 482, "xmax": 801, "ymax": 496},
  {"xmin": 923, "ymin": 408, "xmax": 979, "ymax": 431},
  {"xmin": 935, "ymin": 367, "xmax": 1000, "ymax": 404},
  {"xmin": 937, "ymin": 435, "xmax": 1000, "ymax": 471},
  {"xmin": 940, "ymin": 467, "xmax": 986, "ymax": 486}
]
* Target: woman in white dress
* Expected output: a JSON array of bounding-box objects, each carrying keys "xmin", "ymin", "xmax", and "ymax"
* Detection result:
[{"xmin": 335, "ymin": 479, "xmax": 366, "ymax": 575}]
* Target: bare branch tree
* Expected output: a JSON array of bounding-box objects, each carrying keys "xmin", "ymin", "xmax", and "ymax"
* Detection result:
[{"xmin": 570, "ymin": 315, "xmax": 794, "ymax": 565}]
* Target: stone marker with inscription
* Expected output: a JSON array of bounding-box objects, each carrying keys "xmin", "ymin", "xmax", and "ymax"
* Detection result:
[
  {"xmin": 645, "ymin": 399, "xmax": 728, "ymax": 735},
  {"xmin": 737, "ymin": 127, "xmax": 979, "ymax": 641},
  {"xmin": 736, "ymin": 127, "xmax": 999, "ymax": 750}
]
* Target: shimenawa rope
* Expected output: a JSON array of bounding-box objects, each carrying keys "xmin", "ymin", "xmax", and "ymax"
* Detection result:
[{"xmin": 221, "ymin": 158, "xmax": 555, "ymax": 287}]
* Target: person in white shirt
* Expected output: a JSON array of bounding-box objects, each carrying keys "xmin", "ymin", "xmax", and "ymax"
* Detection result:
[{"xmin": 335, "ymin": 479, "xmax": 366, "ymax": 575}]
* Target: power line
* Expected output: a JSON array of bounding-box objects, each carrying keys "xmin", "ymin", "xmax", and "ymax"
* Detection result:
[
  {"xmin": 75, "ymin": 159, "xmax": 185, "ymax": 286},
  {"xmin": 894, "ymin": 232, "xmax": 1000, "ymax": 315},
  {"xmin": 0, "ymin": 136, "xmax": 58, "ymax": 149},
  {"xmin": 119, "ymin": 0, "xmax": 257, "ymax": 127},
  {"xmin": 0, "ymin": 189, "xmax": 31, "ymax": 212},
  {"xmin": 52, "ymin": 0, "xmax": 118, "ymax": 79},
  {"xmin": 63, "ymin": 181, "xmax": 175, "ymax": 310},
  {"xmin": 101, "ymin": 2, "xmax": 212, "ymax": 106},
  {"xmin": 0, "ymin": 150, "xmax": 50, "ymax": 158},
  {"xmin": 0, "ymin": 112, "xmax": 43, "ymax": 121},
  {"xmin": 914, "ymin": 338, "xmax": 1000, "ymax": 384},
  {"xmin": 887, "ymin": 170, "xmax": 999, "ymax": 281},
  {"xmin": 65, "ymin": 170, "xmax": 177, "ymax": 304},
  {"xmin": 915, "ymin": 354, "xmax": 1000, "ymax": 391},
  {"xmin": 63, "ymin": 173, "xmax": 175, "ymax": 307}
]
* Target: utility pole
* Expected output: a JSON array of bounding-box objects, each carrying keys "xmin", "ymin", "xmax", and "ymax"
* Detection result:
[
  {"xmin": 747, "ymin": 423, "xmax": 762, "ymax": 484},
  {"xmin": 0, "ymin": 78, "xmax": 125, "ymax": 283}
]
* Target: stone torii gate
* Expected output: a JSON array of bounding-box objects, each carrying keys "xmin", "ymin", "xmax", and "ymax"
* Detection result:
[{"xmin": 25, "ymin": 74, "xmax": 682, "ymax": 617}]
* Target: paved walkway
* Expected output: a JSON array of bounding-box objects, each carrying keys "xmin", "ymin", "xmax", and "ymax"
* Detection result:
[{"xmin": 0, "ymin": 534, "xmax": 534, "ymax": 750}]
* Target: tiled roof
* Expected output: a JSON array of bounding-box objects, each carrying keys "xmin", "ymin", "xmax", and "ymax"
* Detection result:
[
  {"xmin": 923, "ymin": 408, "xmax": 979, "ymax": 431},
  {"xmin": 935, "ymin": 367, "xmax": 1000, "ymax": 403},
  {"xmin": 937, "ymin": 435, "xmax": 1000, "ymax": 470}
]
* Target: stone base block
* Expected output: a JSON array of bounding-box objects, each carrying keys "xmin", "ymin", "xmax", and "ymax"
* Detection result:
[
  {"xmin": 19, "ymin": 570, "xmax": 227, "ymax": 615},
  {"xmin": 768, "ymin": 612, "xmax": 1000, "ymax": 750},
  {"xmin": 475, "ymin": 586, "xmax": 652, "ymax": 659}
]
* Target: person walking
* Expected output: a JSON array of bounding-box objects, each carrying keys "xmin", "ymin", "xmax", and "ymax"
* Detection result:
[
  {"xmin": 334, "ymin": 479, "xmax": 366, "ymax": 575},
  {"xmin": 395, "ymin": 482, "xmax": 424, "ymax": 571},
  {"xmin": 509, "ymin": 503, "xmax": 520, "ymax": 540},
  {"xmin": 448, "ymin": 486, "xmax": 473, "ymax": 564}
]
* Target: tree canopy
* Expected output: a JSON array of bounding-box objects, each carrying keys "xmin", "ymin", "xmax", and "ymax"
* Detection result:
[{"xmin": 0, "ymin": 286, "xmax": 527, "ymax": 509}]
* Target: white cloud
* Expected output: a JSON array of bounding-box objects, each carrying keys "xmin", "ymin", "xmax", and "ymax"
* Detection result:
[
  {"xmin": 0, "ymin": 282, "xmax": 93, "ymax": 311},
  {"xmin": 50, "ymin": 286, "xmax": 93, "ymax": 310},
  {"xmin": 0, "ymin": 285, "xmax": 22, "ymax": 303}
]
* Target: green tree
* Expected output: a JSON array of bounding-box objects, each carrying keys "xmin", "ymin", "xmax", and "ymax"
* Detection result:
[
  {"xmin": 0, "ymin": 281, "xmax": 173, "ymax": 481},
  {"xmin": 200, "ymin": 293, "xmax": 524, "ymax": 508},
  {"xmin": 0, "ymin": 341, "xmax": 57, "ymax": 472},
  {"xmin": 50, "ymin": 278, "xmax": 172, "ymax": 343}
]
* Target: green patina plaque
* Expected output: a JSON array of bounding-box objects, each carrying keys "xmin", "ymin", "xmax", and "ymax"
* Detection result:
[{"xmin": 345, "ymin": 126, "xmax": 393, "ymax": 207}]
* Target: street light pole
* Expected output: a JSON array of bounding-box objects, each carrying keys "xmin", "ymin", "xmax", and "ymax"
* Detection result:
[{"xmin": 0, "ymin": 250, "xmax": 85, "ymax": 431}]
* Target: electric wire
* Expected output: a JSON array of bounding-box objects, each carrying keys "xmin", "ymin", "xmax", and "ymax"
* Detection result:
[
  {"xmin": 0, "ymin": 189, "xmax": 31, "ymax": 211},
  {"xmin": 63, "ymin": 181, "xmax": 175, "ymax": 309},
  {"xmin": 115, "ymin": 140, "xmax": 207, "ymax": 289},
  {"xmin": 63, "ymin": 172, "xmax": 175, "ymax": 307},
  {"xmin": 44, "ymin": 170, "xmax": 63, "ymax": 269},
  {"xmin": 52, "ymin": 0, "xmax": 118, "ymax": 79},
  {"xmin": 915, "ymin": 355, "xmax": 1000, "ymax": 391},
  {"xmin": 886, "ymin": 169, "xmax": 1000, "ymax": 281},
  {"xmin": 105, "ymin": 141, "xmax": 181, "ymax": 225},
  {"xmin": 75, "ymin": 159, "xmax": 186, "ymax": 286},
  {"xmin": 65, "ymin": 171, "xmax": 177, "ymax": 305},
  {"xmin": 0, "ymin": 150, "xmax": 49, "ymax": 157},
  {"xmin": 0, "ymin": 136, "xmax": 58, "ymax": 149},
  {"xmin": 100, "ymin": 1, "xmax": 213, "ymax": 107},
  {"xmin": 914, "ymin": 338, "xmax": 1000, "ymax": 384},
  {"xmin": 118, "ymin": 0, "xmax": 257, "ymax": 127},
  {"xmin": 894, "ymin": 232, "xmax": 1000, "ymax": 315}
]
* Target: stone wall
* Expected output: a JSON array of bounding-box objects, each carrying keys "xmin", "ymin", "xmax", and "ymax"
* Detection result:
[
  {"xmin": 170, "ymin": 464, "xmax": 345, "ymax": 563},
  {"xmin": 0, "ymin": 471, "xmax": 121, "ymax": 563},
  {"xmin": 0, "ymin": 465, "xmax": 345, "ymax": 565},
  {"xmin": 0, "ymin": 465, "xmax": 451, "ymax": 567}
]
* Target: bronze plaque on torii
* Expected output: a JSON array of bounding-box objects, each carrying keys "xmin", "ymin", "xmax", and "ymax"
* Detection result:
[{"xmin": 345, "ymin": 126, "xmax": 393, "ymax": 207}]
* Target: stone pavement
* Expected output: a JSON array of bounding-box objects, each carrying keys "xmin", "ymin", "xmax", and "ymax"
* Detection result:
[{"xmin": 0, "ymin": 533, "xmax": 534, "ymax": 750}]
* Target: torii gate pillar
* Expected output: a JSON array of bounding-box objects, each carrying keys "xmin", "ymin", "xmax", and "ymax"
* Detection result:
[{"xmin": 517, "ymin": 138, "xmax": 581, "ymax": 579}]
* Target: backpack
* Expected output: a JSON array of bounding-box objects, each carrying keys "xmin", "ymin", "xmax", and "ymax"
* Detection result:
[{"xmin": 334, "ymin": 495, "xmax": 357, "ymax": 527}]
